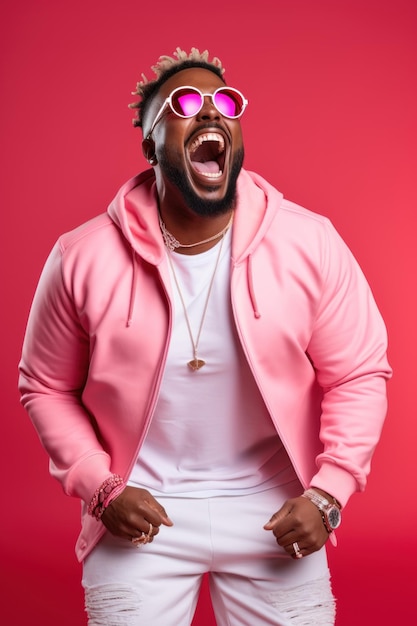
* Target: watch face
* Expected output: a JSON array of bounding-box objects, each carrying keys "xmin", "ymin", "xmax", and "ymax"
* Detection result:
[{"xmin": 327, "ymin": 505, "xmax": 341, "ymax": 529}]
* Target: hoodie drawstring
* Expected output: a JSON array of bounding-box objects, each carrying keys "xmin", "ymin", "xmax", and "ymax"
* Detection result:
[
  {"xmin": 127, "ymin": 248, "xmax": 138, "ymax": 327},
  {"xmin": 247, "ymin": 254, "xmax": 261, "ymax": 319}
]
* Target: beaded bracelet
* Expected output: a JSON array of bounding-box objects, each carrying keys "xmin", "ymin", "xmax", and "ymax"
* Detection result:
[{"xmin": 88, "ymin": 474, "xmax": 124, "ymax": 520}]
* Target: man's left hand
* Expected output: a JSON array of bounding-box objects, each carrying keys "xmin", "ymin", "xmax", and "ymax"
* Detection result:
[{"xmin": 263, "ymin": 496, "xmax": 329, "ymax": 559}]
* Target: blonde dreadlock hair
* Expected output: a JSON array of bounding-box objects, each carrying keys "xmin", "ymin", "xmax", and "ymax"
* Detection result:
[{"xmin": 129, "ymin": 47, "xmax": 226, "ymax": 129}]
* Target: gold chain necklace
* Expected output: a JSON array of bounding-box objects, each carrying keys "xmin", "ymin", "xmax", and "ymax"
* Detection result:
[
  {"xmin": 166, "ymin": 224, "xmax": 231, "ymax": 371},
  {"xmin": 159, "ymin": 213, "xmax": 233, "ymax": 251}
]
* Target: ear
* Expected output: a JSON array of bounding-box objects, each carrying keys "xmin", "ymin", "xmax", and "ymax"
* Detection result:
[{"xmin": 142, "ymin": 137, "xmax": 157, "ymax": 165}]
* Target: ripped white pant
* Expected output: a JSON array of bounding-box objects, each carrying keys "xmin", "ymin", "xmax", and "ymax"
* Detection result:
[{"xmin": 82, "ymin": 484, "xmax": 336, "ymax": 625}]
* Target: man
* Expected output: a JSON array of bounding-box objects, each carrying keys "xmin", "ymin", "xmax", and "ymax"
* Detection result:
[{"xmin": 19, "ymin": 47, "xmax": 391, "ymax": 625}]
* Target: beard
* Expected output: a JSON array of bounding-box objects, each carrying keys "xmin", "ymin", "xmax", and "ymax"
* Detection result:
[{"xmin": 158, "ymin": 147, "xmax": 244, "ymax": 217}]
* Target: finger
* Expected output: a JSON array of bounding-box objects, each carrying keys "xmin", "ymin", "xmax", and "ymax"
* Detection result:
[
  {"xmin": 142, "ymin": 498, "xmax": 174, "ymax": 527},
  {"xmin": 128, "ymin": 511, "xmax": 168, "ymax": 540},
  {"xmin": 274, "ymin": 529, "xmax": 298, "ymax": 547},
  {"xmin": 263, "ymin": 502, "xmax": 291, "ymax": 530},
  {"xmin": 135, "ymin": 521, "xmax": 159, "ymax": 537}
]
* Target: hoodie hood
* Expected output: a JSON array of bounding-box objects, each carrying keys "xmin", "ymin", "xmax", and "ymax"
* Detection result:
[
  {"xmin": 107, "ymin": 167, "xmax": 284, "ymax": 324},
  {"xmin": 108, "ymin": 169, "xmax": 165, "ymax": 266},
  {"xmin": 107, "ymin": 167, "xmax": 284, "ymax": 266}
]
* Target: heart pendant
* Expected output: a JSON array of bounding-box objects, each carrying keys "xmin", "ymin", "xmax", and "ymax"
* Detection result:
[{"xmin": 187, "ymin": 358, "xmax": 206, "ymax": 371}]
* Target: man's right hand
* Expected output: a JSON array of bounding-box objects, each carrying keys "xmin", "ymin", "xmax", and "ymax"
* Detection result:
[{"xmin": 101, "ymin": 486, "xmax": 174, "ymax": 542}]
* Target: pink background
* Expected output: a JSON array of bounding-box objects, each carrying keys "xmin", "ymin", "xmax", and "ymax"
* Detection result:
[{"xmin": 1, "ymin": 1, "xmax": 416, "ymax": 624}]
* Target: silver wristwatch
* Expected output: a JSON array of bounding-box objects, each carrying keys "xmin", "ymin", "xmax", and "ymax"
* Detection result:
[{"xmin": 302, "ymin": 488, "xmax": 341, "ymax": 533}]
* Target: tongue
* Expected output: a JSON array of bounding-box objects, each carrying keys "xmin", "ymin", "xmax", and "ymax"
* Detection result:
[{"xmin": 192, "ymin": 160, "xmax": 220, "ymax": 173}]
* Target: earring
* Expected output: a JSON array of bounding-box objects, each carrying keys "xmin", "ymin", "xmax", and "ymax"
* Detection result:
[{"xmin": 148, "ymin": 156, "xmax": 157, "ymax": 166}]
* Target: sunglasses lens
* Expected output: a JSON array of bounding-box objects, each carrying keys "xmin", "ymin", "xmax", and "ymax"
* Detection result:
[
  {"xmin": 171, "ymin": 87, "xmax": 246, "ymax": 119},
  {"xmin": 214, "ymin": 89, "xmax": 244, "ymax": 118},
  {"xmin": 173, "ymin": 89, "xmax": 203, "ymax": 117}
]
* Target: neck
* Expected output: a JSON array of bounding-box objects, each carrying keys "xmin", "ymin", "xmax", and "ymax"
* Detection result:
[{"xmin": 158, "ymin": 209, "xmax": 234, "ymax": 255}]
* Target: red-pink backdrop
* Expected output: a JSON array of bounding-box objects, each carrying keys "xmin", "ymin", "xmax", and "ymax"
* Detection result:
[{"xmin": 1, "ymin": 1, "xmax": 416, "ymax": 624}]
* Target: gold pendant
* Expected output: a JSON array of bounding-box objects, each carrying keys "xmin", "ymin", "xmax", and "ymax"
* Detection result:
[{"xmin": 188, "ymin": 358, "xmax": 206, "ymax": 371}]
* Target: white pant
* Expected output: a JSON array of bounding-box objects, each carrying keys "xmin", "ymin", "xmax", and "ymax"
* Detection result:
[{"xmin": 82, "ymin": 485, "xmax": 335, "ymax": 625}]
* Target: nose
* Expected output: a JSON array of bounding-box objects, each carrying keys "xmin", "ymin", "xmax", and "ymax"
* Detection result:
[{"xmin": 197, "ymin": 94, "xmax": 220, "ymax": 120}]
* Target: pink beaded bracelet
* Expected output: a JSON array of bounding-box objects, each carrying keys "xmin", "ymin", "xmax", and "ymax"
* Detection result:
[{"xmin": 88, "ymin": 474, "xmax": 124, "ymax": 520}]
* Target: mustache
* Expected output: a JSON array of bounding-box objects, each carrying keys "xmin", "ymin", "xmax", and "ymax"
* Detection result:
[{"xmin": 186, "ymin": 122, "xmax": 229, "ymax": 144}]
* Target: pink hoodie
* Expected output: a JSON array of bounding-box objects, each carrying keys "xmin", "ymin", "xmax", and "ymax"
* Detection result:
[{"xmin": 18, "ymin": 168, "xmax": 392, "ymax": 561}]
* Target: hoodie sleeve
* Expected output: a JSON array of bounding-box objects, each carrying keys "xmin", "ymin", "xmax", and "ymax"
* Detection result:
[
  {"xmin": 306, "ymin": 219, "xmax": 392, "ymax": 505},
  {"xmin": 18, "ymin": 241, "xmax": 114, "ymax": 504}
]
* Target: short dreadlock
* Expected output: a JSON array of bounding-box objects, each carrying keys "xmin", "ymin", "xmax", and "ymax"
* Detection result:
[{"xmin": 129, "ymin": 47, "xmax": 226, "ymax": 129}]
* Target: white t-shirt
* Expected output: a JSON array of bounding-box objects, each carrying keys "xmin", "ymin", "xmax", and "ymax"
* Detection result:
[{"xmin": 128, "ymin": 229, "xmax": 296, "ymax": 496}]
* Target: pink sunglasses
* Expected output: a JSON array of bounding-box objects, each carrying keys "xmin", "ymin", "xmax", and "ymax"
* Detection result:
[{"xmin": 146, "ymin": 85, "xmax": 248, "ymax": 137}]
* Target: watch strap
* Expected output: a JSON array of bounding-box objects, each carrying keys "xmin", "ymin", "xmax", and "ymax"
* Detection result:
[
  {"xmin": 302, "ymin": 488, "xmax": 339, "ymax": 509},
  {"xmin": 302, "ymin": 488, "xmax": 341, "ymax": 533}
]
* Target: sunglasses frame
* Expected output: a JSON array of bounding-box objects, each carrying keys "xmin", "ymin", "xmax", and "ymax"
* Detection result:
[{"xmin": 146, "ymin": 85, "xmax": 248, "ymax": 138}]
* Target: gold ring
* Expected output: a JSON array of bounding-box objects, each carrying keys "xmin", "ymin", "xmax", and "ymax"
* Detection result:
[
  {"xmin": 131, "ymin": 522, "xmax": 154, "ymax": 548},
  {"xmin": 292, "ymin": 542, "xmax": 303, "ymax": 559},
  {"xmin": 147, "ymin": 523, "xmax": 153, "ymax": 539},
  {"xmin": 131, "ymin": 532, "xmax": 148, "ymax": 547}
]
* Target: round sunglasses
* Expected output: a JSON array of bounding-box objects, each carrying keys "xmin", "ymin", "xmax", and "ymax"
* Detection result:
[{"xmin": 146, "ymin": 86, "xmax": 248, "ymax": 138}]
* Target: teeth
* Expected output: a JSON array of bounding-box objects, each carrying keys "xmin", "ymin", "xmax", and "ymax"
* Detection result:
[
  {"xmin": 200, "ymin": 171, "xmax": 222, "ymax": 178},
  {"xmin": 189, "ymin": 132, "xmax": 225, "ymax": 154}
]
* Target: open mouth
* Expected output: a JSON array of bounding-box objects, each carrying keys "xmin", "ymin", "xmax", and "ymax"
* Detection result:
[{"xmin": 188, "ymin": 132, "xmax": 225, "ymax": 179}]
